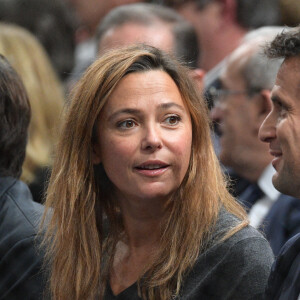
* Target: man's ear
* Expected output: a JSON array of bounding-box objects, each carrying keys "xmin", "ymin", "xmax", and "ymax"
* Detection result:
[
  {"xmin": 218, "ymin": 0, "xmax": 238, "ymax": 26},
  {"xmin": 189, "ymin": 68, "xmax": 205, "ymax": 92},
  {"xmin": 92, "ymin": 143, "xmax": 101, "ymax": 165},
  {"xmin": 254, "ymin": 89, "xmax": 272, "ymax": 129}
]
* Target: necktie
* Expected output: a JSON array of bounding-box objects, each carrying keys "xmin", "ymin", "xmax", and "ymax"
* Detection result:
[{"xmin": 239, "ymin": 184, "xmax": 264, "ymax": 212}]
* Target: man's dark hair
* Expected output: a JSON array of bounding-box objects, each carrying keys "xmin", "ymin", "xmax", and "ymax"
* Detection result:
[
  {"xmin": 0, "ymin": 0, "xmax": 76, "ymax": 81},
  {"xmin": 160, "ymin": 0, "xmax": 281, "ymax": 29},
  {"xmin": 0, "ymin": 54, "xmax": 30, "ymax": 178},
  {"xmin": 265, "ymin": 26, "xmax": 300, "ymax": 59},
  {"xmin": 96, "ymin": 3, "xmax": 199, "ymax": 69}
]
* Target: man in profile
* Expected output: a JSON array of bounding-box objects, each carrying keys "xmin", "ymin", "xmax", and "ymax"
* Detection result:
[
  {"xmin": 0, "ymin": 54, "xmax": 45, "ymax": 299},
  {"xmin": 259, "ymin": 26, "xmax": 300, "ymax": 299}
]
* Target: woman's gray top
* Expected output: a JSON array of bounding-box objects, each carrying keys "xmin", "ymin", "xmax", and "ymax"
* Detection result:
[{"xmin": 104, "ymin": 208, "xmax": 274, "ymax": 300}]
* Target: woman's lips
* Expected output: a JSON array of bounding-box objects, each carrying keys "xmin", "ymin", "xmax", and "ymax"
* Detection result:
[
  {"xmin": 135, "ymin": 167, "xmax": 169, "ymax": 177},
  {"xmin": 134, "ymin": 161, "xmax": 170, "ymax": 177}
]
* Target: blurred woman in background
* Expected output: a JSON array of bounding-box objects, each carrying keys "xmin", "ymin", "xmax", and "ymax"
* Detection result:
[{"xmin": 0, "ymin": 23, "xmax": 65, "ymax": 203}]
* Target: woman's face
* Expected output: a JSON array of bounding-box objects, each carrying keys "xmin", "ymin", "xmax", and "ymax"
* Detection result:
[{"xmin": 93, "ymin": 70, "xmax": 192, "ymax": 203}]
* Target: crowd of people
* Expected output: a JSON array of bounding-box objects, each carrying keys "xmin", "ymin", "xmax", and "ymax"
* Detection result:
[{"xmin": 0, "ymin": 0, "xmax": 300, "ymax": 299}]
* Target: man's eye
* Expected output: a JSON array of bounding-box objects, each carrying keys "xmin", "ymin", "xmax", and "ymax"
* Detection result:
[
  {"xmin": 279, "ymin": 108, "xmax": 288, "ymax": 118},
  {"xmin": 164, "ymin": 115, "xmax": 181, "ymax": 125},
  {"xmin": 117, "ymin": 120, "xmax": 136, "ymax": 129},
  {"xmin": 275, "ymin": 102, "xmax": 288, "ymax": 118}
]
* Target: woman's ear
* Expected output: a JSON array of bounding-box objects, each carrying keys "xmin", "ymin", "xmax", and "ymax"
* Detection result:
[{"xmin": 92, "ymin": 143, "xmax": 101, "ymax": 165}]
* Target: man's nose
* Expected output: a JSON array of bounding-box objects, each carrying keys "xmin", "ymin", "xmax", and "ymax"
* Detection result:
[
  {"xmin": 210, "ymin": 105, "xmax": 223, "ymax": 123},
  {"xmin": 259, "ymin": 112, "xmax": 276, "ymax": 143}
]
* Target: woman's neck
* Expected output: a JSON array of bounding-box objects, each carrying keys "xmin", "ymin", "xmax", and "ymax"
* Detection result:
[
  {"xmin": 110, "ymin": 196, "xmax": 168, "ymax": 295},
  {"xmin": 118, "ymin": 195, "xmax": 168, "ymax": 248}
]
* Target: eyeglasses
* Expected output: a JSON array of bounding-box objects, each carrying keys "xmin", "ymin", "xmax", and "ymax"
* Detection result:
[
  {"xmin": 157, "ymin": 0, "xmax": 212, "ymax": 9},
  {"xmin": 208, "ymin": 86, "xmax": 262, "ymax": 108}
]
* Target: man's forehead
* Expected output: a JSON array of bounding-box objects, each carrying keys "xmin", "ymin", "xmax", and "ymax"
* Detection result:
[
  {"xmin": 220, "ymin": 46, "xmax": 253, "ymax": 85},
  {"xmin": 98, "ymin": 22, "xmax": 174, "ymax": 55},
  {"xmin": 271, "ymin": 56, "xmax": 300, "ymax": 106},
  {"xmin": 279, "ymin": 56, "xmax": 300, "ymax": 91}
]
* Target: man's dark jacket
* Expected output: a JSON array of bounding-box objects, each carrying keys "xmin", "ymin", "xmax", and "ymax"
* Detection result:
[
  {"xmin": 0, "ymin": 176, "xmax": 45, "ymax": 299},
  {"xmin": 266, "ymin": 232, "xmax": 300, "ymax": 300}
]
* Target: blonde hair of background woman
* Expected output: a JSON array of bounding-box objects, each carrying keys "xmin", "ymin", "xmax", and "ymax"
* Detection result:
[
  {"xmin": 43, "ymin": 44, "xmax": 248, "ymax": 300},
  {"xmin": 0, "ymin": 23, "xmax": 65, "ymax": 184}
]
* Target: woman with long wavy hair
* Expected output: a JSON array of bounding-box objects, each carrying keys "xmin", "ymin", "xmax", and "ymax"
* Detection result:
[{"xmin": 43, "ymin": 44, "xmax": 273, "ymax": 300}]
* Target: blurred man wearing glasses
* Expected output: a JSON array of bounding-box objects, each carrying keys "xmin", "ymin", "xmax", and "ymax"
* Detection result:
[{"xmin": 210, "ymin": 27, "xmax": 300, "ymax": 256}]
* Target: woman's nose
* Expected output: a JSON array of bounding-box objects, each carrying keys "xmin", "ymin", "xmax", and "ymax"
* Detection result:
[
  {"xmin": 141, "ymin": 124, "xmax": 162, "ymax": 151},
  {"xmin": 259, "ymin": 112, "xmax": 276, "ymax": 143}
]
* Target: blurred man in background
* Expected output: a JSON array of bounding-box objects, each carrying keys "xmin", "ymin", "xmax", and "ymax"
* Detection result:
[{"xmin": 96, "ymin": 3, "xmax": 204, "ymax": 90}]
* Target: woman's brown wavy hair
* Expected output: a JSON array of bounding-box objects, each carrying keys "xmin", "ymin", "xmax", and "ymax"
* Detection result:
[{"xmin": 43, "ymin": 44, "xmax": 247, "ymax": 300}]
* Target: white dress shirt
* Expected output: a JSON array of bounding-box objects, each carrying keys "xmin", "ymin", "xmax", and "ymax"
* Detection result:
[{"xmin": 248, "ymin": 164, "xmax": 280, "ymax": 228}]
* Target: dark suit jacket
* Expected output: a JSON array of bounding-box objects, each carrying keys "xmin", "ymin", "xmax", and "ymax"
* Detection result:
[
  {"xmin": 0, "ymin": 176, "xmax": 45, "ymax": 299},
  {"xmin": 239, "ymin": 183, "xmax": 300, "ymax": 256},
  {"xmin": 266, "ymin": 233, "xmax": 300, "ymax": 300},
  {"xmin": 260, "ymin": 194, "xmax": 300, "ymax": 256}
]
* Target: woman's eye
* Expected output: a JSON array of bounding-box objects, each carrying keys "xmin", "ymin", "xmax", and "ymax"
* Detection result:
[
  {"xmin": 164, "ymin": 115, "xmax": 181, "ymax": 126},
  {"xmin": 117, "ymin": 119, "xmax": 136, "ymax": 129}
]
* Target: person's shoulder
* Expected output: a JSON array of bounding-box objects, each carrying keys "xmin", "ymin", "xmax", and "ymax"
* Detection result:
[
  {"xmin": 210, "ymin": 208, "xmax": 274, "ymax": 267},
  {"xmin": 181, "ymin": 209, "xmax": 274, "ymax": 299},
  {"xmin": 230, "ymin": 221, "xmax": 269, "ymax": 244},
  {"xmin": 0, "ymin": 177, "xmax": 44, "ymax": 240},
  {"xmin": 0, "ymin": 177, "xmax": 46, "ymax": 299},
  {"xmin": 214, "ymin": 207, "xmax": 268, "ymax": 243},
  {"xmin": 274, "ymin": 232, "xmax": 300, "ymax": 270}
]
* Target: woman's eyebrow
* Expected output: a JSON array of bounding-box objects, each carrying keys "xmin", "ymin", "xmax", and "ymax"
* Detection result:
[
  {"xmin": 108, "ymin": 108, "xmax": 142, "ymax": 121},
  {"xmin": 158, "ymin": 102, "xmax": 185, "ymax": 111},
  {"xmin": 108, "ymin": 103, "xmax": 185, "ymax": 120}
]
